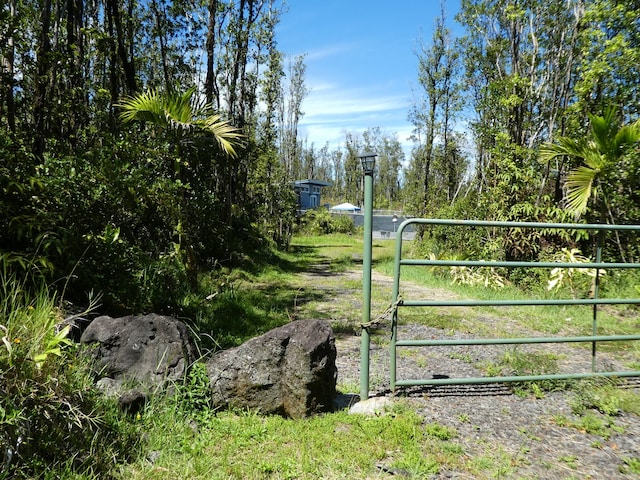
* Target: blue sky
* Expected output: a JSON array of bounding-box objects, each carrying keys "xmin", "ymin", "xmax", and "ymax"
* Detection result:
[{"xmin": 275, "ymin": 0, "xmax": 462, "ymax": 152}]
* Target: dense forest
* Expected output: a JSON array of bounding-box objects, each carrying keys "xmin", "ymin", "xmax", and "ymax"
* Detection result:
[{"xmin": 1, "ymin": 0, "xmax": 640, "ymax": 313}]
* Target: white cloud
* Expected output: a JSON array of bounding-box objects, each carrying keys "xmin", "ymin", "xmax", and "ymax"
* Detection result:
[
  {"xmin": 298, "ymin": 81, "xmax": 415, "ymax": 152},
  {"xmin": 301, "ymin": 42, "xmax": 360, "ymax": 62},
  {"xmin": 281, "ymin": 36, "xmax": 417, "ymax": 153}
]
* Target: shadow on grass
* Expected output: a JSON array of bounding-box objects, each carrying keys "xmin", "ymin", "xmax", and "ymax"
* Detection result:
[
  {"xmin": 254, "ymin": 244, "xmax": 332, "ymax": 275},
  {"xmin": 187, "ymin": 235, "xmax": 370, "ymax": 352},
  {"xmin": 191, "ymin": 283, "xmax": 330, "ymax": 352}
]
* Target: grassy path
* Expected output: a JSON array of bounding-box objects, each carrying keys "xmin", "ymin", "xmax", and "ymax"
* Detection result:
[{"xmin": 118, "ymin": 234, "xmax": 640, "ymax": 479}]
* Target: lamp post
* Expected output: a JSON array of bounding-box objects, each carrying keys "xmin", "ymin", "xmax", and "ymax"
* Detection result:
[{"xmin": 359, "ymin": 151, "xmax": 377, "ymax": 401}]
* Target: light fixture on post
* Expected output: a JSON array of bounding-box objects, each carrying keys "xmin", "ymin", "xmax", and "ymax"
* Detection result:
[
  {"xmin": 360, "ymin": 151, "xmax": 376, "ymax": 176},
  {"xmin": 358, "ymin": 151, "xmax": 377, "ymax": 401}
]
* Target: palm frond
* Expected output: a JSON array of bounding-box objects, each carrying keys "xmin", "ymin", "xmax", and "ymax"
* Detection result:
[
  {"xmin": 198, "ymin": 114, "xmax": 243, "ymax": 157},
  {"xmin": 538, "ymin": 136, "xmax": 589, "ymax": 164},
  {"xmin": 580, "ymin": 147, "xmax": 605, "ymax": 172},
  {"xmin": 118, "ymin": 88, "xmax": 196, "ymax": 128},
  {"xmin": 588, "ymin": 107, "xmax": 618, "ymax": 158},
  {"xmin": 116, "ymin": 87, "xmax": 242, "ymax": 157},
  {"xmin": 538, "ymin": 106, "xmax": 640, "ymax": 218},
  {"xmin": 565, "ymin": 165, "xmax": 597, "ymax": 215},
  {"xmin": 164, "ymin": 87, "xmax": 197, "ymax": 125},
  {"xmin": 614, "ymin": 122, "xmax": 640, "ymax": 154},
  {"xmin": 117, "ymin": 89, "xmax": 166, "ymax": 124}
]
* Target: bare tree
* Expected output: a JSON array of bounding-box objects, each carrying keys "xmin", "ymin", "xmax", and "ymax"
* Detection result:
[
  {"xmin": 0, "ymin": 0, "xmax": 16, "ymax": 131},
  {"xmin": 278, "ymin": 54, "xmax": 308, "ymax": 181},
  {"xmin": 408, "ymin": 4, "xmax": 460, "ymax": 216}
]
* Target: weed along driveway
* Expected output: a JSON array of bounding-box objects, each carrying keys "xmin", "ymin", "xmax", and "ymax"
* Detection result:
[{"xmin": 292, "ymin": 236, "xmax": 640, "ymax": 479}]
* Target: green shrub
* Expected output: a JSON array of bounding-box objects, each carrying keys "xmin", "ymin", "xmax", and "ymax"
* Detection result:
[
  {"xmin": 177, "ymin": 361, "xmax": 212, "ymax": 415},
  {"xmin": 0, "ymin": 270, "xmax": 139, "ymax": 478},
  {"xmin": 1, "ymin": 129, "xmax": 276, "ymax": 318},
  {"xmin": 296, "ymin": 209, "xmax": 356, "ymax": 235}
]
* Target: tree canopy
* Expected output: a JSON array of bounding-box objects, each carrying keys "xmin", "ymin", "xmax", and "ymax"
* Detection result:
[{"xmin": 1, "ymin": 0, "xmax": 639, "ymax": 312}]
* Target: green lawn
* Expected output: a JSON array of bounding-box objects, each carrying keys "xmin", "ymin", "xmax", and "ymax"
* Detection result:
[
  {"xmin": 4, "ymin": 232, "xmax": 639, "ymax": 478},
  {"xmin": 114, "ymin": 233, "xmax": 640, "ymax": 479}
]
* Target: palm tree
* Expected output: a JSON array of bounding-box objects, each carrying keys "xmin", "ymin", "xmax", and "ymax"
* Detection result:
[
  {"xmin": 116, "ymin": 87, "xmax": 243, "ymax": 280},
  {"xmin": 539, "ymin": 107, "xmax": 640, "ymax": 218},
  {"xmin": 117, "ymin": 87, "xmax": 242, "ymax": 160}
]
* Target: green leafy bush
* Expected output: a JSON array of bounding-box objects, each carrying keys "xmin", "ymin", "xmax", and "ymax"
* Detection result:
[
  {"xmin": 296, "ymin": 209, "xmax": 356, "ymax": 235},
  {"xmin": 1, "ymin": 127, "xmax": 276, "ymax": 317},
  {"xmin": 412, "ymin": 194, "xmax": 489, "ymax": 260},
  {"xmin": 0, "ymin": 269, "xmax": 139, "ymax": 478}
]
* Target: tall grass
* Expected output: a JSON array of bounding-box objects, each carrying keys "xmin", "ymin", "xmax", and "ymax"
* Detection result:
[{"xmin": 0, "ymin": 267, "xmax": 139, "ymax": 478}]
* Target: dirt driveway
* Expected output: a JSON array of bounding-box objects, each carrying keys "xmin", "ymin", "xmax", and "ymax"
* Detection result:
[{"xmin": 296, "ymin": 264, "xmax": 640, "ymax": 479}]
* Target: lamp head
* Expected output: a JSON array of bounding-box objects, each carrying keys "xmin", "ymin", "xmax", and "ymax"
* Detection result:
[{"xmin": 358, "ymin": 151, "xmax": 377, "ymax": 175}]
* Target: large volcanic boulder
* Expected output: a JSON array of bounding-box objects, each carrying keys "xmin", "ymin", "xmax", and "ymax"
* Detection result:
[
  {"xmin": 207, "ymin": 320, "xmax": 337, "ymax": 418},
  {"xmin": 80, "ymin": 313, "xmax": 197, "ymax": 391}
]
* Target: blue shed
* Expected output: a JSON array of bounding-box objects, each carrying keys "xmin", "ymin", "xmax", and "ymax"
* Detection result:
[{"xmin": 294, "ymin": 179, "xmax": 332, "ymax": 211}]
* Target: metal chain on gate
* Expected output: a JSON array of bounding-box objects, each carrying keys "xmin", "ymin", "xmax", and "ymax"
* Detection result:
[{"xmin": 360, "ymin": 294, "xmax": 403, "ymax": 329}]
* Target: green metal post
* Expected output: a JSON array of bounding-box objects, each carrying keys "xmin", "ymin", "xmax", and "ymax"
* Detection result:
[
  {"xmin": 359, "ymin": 170, "xmax": 374, "ymax": 400},
  {"xmin": 390, "ymin": 221, "xmax": 405, "ymax": 393}
]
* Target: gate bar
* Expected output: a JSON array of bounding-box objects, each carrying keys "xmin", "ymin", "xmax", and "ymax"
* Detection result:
[
  {"xmin": 396, "ymin": 334, "xmax": 640, "ymax": 346},
  {"xmin": 400, "ymin": 259, "xmax": 637, "ymax": 269},
  {"xmin": 400, "ymin": 299, "xmax": 640, "ymax": 307},
  {"xmin": 395, "ymin": 370, "xmax": 640, "ymax": 388}
]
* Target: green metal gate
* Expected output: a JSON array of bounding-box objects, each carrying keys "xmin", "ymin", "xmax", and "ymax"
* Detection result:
[{"xmin": 389, "ymin": 219, "xmax": 640, "ymax": 391}]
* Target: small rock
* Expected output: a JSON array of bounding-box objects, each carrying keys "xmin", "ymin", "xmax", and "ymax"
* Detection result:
[
  {"xmin": 349, "ymin": 396, "xmax": 394, "ymax": 416},
  {"xmin": 118, "ymin": 389, "xmax": 147, "ymax": 415},
  {"xmin": 95, "ymin": 377, "xmax": 120, "ymax": 396},
  {"xmin": 147, "ymin": 451, "xmax": 161, "ymax": 464}
]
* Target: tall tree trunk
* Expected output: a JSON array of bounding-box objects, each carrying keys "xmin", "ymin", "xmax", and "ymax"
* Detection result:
[
  {"xmin": 106, "ymin": 0, "xmax": 136, "ymax": 97},
  {"xmin": 106, "ymin": 1, "xmax": 119, "ymax": 102},
  {"xmin": 421, "ymin": 98, "xmax": 437, "ymax": 216},
  {"xmin": 65, "ymin": 0, "xmax": 85, "ymax": 141},
  {"xmin": 150, "ymin": 0, "xmax": 170, "ymax": 89},
  {"xmin": 1, "ymin": 0, "xmax": 16, "ymax": 131},
  {"xmin": 205, "ymin": 0, "xmax": 220, "ymax": 106},
  {"xmin": 227, "ymin": 0, "xmax": 246, "ymax": 123},
  {"xmin": 33, "ymin": 0, "xmax": 53, "ymax": 158}
]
